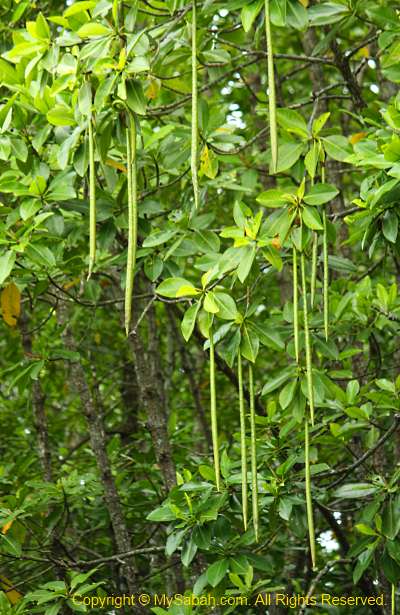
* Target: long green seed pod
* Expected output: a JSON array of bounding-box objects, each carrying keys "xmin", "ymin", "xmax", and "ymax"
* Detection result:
[
  {"xmin": 293, "ymin": 246, "xmax": 299, "ymax": 364},
  {"xmin": 249, "ymin": 364, "xmax": 259, "ymax": 541},
  {"xmin": 237, "ymin": 353, "xmax": 248, "ymax": 531},
  {"xmin": 321, "ymin": 161, "xmax": 329, "ymax": 340},
  {"xmin": 265, "ymin": 0, "xmax": 278, "ymax": 174},
  {"xmin": 322, "ymin": 209, "xmax": 329, "ymax": 341},
  {"xmin": 191, "ymin": 0, "xmax": 199, "ymax": 208},
  {"xmin": 88, "ymin": 115, "xmax": 96, "ymax": 278},
  {"xmin": 124, "ymin": 114, "xmax": 137, "ymax": 336},
  {"xmin": 209, "ymin": 330, "xmax": 221, "ymax": 491},
  {"xmin": 300, "ymin": 251, "xmax": 315, "ymax": 426},
  {"xmin": 304, "ymin": 415, "xmax": 317, "ymax": 570},
  {"xmin": 310, "ymin": 233, "xmax": 318, "ymax": 309},
  {"xmin": 392, "ymin": 584, "xmax": 396, "ymax": 615}
]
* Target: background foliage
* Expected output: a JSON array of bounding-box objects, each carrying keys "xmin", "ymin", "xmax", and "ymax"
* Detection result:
[{"xmin": 0, "ymin": 0, "xmax": 399, "ymax": 613}]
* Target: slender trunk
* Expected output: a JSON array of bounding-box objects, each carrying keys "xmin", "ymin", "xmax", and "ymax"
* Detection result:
[
  {"xmin": 70, "ymin": 361, "xmax": 137, "ymax": 594},
  {"xmin": 57, "ymin": 302, "xmax": 136, "ymax": 594},
  {"xmin": 129, "ymin": 300, "xmax": 176, "ymax": 492},
  {"xmin": 32, "ymin": 383, "xmax": 53, "ymax": 483}
]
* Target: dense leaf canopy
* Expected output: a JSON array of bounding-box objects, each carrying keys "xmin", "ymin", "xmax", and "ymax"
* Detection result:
[{"xmin": 0, "ymin": 0, "xmax": 399, "ymax": 613}]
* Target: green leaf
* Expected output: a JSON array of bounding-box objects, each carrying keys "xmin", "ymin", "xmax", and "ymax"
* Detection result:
[
  {"xmin": 302, "ymin": 206, "xmax": 323, "ymax": 230},
  {"xmin": 241, "ymin": 324, "xmax": 259, "ymax": 363},
  {"xmin": 346, "ymin": 380, "xmax": 359, "ymax": 404},
  {"xmin": 262, "ymin": 367, "xmax": 296, "ymax": 395},
  {"xmin": 256, "ymin": 189, "xmax": 292, "ymax": 208},
  {"xmin": 308, "ymin": 2, "xmax": 348, "ymax": 26},
  {"xmin": 157, "ymin": 278, "xmax": 199, "ymax": 298},
  {"xmin": 312, "ymin": 112, "xmax": 330, "ymax": 136},
  {"xmin": 0, "ymin": 534, "xmax": 21, "ymax": 556},
  {"xmin": 382, "ymin": 550, "xmax": 400, "ymax": 584},
  {"xmin": 355, "ymin": 524, "xmax": 377, "ymax": 536},
  {"xmin": 47, "ymin": 105, "xmax": 76, "ymax": 127},
  {"xmin": 304, "ymin": 141, "xmax": 319, "ymax": 180},
  {"xmin": 263, "ymin": 245, "xmax": 283, "ymax": 271},
  {"xmin": 206, "ymin": 559, "xmax": 229, "ymax": 587},
  {"xmin": 77, "ymin": 22, "xmax": 112, "ymax": 38},
  {"xmin": 276, "ymin": 142, "xmax": 303, "ymax": 173},
  {"xmin": 64, "ymin": 1, "xmax": 96, "ymax": 17},
  {"xmin": 278, "ymin": 497, "xmax": 293, "ymax": 521},
  {"xmin": 287, "ymin": 0, "xmax": 307, "ymax": 30},
  {"xmin": 304, "ymin": 183, "xmax": 339, "ymax": 205},
  {"xmin": 279, "ymin": 379, "xmax": 297, "ymax": 409},
  {"xmin": 204, "ymin": 291, "xmax": 219, "ymax": 314},
  {"xmin": 165, "ymin": 529, "xmax": 186, "ymax": 557},
  {"xmin": 333, "ymin": 483, "xmax": 379, "ymax": 499},
  {"xmin": 276, "ymin": 108, "xmax": 308, "ymax": 139},
  {"xmin": 45, "ymin": 603, "xmax": 62, "ymax": 615},
  {"xmin": 382, "ymin": 209, "xmax": 398, "ymax": 243},
  {"xmin": 25, "ymin": 244, "xmax": 56, "ymax": 269},
  {"xmin": 78, "ymin": 82, "xmax": 92, "ymax": 117},
  {"xmin": 146, "ymin": 503, "xmax": 175, "ymax": 522},
  {"xmin": 241, "ymin": 0, "xmax": 263, "ymax": 32},
  {"xmin": 376, "ymin": 378, "xmax": 396, "ymax": 393},
  {"xmin": 249, "ymin": 322, "xmax": 284, "ymax": 350},
  {"xmin": 322, "ymin": 135, "xmax": 351, "ymax": 162},
  {"xmin": 70, "ymin": 569, "xmax": 99, "ymax": 591},
  {"xmin": 142, "ymin": 229, "xmax": 177, "ymax": 247},
  {"xmin": 126, "ymin": 80, "xmax": 147, "ymax": 115},
  {"xmin": 353, "ymin": 548, "xmax": 374, "ymax": 584},
  {"xmin": 181, "ymin": 303, "xmax": 200, "ymax": 341},
  {"xmin": 237, "ymin": 244, "xmax": 256, "ymax": 283},
  {"xmin": 127, "ymin": 56, "xmax": 150, "ymax": 74},
  {"xmin": 0, "ymin": 251, "xmax": 16, "ymax": 285},
  {"xmin": 382, "ymin": 498, "xmax": 400, "ymax": 540},
  {"xmin": 270, "ymin": 0, "xmax": 287, "ymax": 27},
  {"xmin": 193, "ymin": 230, "xmax": 220, "ymax": 253},
  {"xmin": 213, "ymin": 292, "xmax": 239, "ymax": 320},
  {"xmin": 0, "ymin": 59, "xmax": 19, "ymax": 86},
  {"xmin": 181, "ymin": 537, "xmax": 197, "ymax": 567}
]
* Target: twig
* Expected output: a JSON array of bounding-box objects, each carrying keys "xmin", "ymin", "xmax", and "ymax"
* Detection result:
[
  {"xmin": 317, "ymin": 415, "xmax": 400, "ymax": 488},
  {"xmin": 298, "ymin": 558, "xmax": 351, "ymax": 614}
]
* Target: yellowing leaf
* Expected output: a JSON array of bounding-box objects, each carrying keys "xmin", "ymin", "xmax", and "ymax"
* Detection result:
[
  {"xmin": 117, "ymin": 48, "xmax": 127, "ymax": 71},
  {"xmin": 1, "ymin": 283, "xmax": 21, "ymax": 327},
  {"xmin": 349, "ymin": 132, "xmax": 367, "ymax": 145},
  {"xmin": 200, "ymin": 145, "xmax": 218, "ymax": 179},
  {"xmin": 145, "ymin": 78, "xmax": 160, "ymax": 100},
  {"xmin": 0, "ymin": 575, "xmax": 23, "ymax": 605},
  {"xmin": 358, "ymin": 46, "xmax": 369, "ymax": 58},
  {"xmin": 299, "ymin": 0, "xmax": 309, "ymax": 6},
  {"xmin": 106, "ymin": 158, "xmax": 127, "ymax": 173},
  {"xmin": 1, "ymin": 520, "xmax": 12, "ymax": 535},
  {"xmin": 272, "ymin": 236, "xmax": 281, "ymax": 249},
  {"xmin": 63, "ymin": 277, "xmax": 80, "ymax": 290}
]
